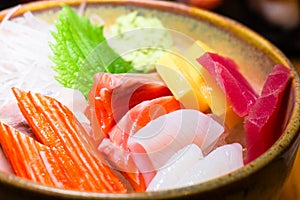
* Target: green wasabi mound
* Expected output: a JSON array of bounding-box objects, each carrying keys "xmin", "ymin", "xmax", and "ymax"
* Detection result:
[{"xmin": 109, "ymin": 11, "xmax": 172, "ymax": 73}]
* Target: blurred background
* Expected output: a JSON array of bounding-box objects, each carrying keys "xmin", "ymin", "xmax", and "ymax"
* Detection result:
[
  {"xmin": 0, "ymin": 0, "xmax": 299, "ymax": 61},
  {"xmin": 177, "ymin": 0, "xmax": 300, "ymax": 75},
  {"xmin": 0, "ymin": 0, "xmax": 299, "ymax": 199}
]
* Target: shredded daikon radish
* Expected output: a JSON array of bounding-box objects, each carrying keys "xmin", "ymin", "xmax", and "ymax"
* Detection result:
[
  {"xmin": 0, "ymin": 5, "xmax": 21, "ymax": 29},
  {"xmin": 0, "ymin": 10, "xmax": 59, "ymax": 108},
  {"xmin": 77, "ymin": 0, "xmax": 87, "ymax": 16}
]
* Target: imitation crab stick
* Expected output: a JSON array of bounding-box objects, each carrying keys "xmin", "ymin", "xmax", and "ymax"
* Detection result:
[
  {"xmin": 0, "ymin": 122, "xmax": 81, "ymax": 190},
  {"xmin": 11, "ymin": 87, "xmax": 127, "ymax": 193}
]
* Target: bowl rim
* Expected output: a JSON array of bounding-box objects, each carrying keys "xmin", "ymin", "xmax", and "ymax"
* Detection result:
[{"xmin": 0, "ymin": 0, "xmax": 299, "ymax": 198}]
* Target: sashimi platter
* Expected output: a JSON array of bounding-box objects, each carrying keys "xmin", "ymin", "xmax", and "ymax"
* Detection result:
[{"xmin": 0, "ymin": 0, "xmax": 299, "ymax": 199}]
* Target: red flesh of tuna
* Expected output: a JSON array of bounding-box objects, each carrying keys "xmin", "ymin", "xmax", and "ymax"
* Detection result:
[
  {"xmin": 197, "ymin": 52, "xmax": 258, "ymax": 117},
  {"xmin": 244, "ymin": 64, "xmax": 292, "ymax": 163}
]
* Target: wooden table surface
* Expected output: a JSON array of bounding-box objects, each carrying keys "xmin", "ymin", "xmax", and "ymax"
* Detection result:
[
  {"xmin": 280, "ymin": 149, "xmax": 300, "ymax": 199},
  {"xmin": 279, "ymin": 58, "xmax": 300, "ymax": 200}
]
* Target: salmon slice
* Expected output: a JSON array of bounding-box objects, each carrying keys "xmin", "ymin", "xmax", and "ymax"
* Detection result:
[
  {"xmin": 106, "ymin": 96, "xmax": 182, "ymax": 191},
  {"xmin": 86, "ymin": 72, "xmax": 172, "ymax": 140},
  {"xmin": 99, "ymin": 138, "xmax": 148, "ymax": 192},
  {"xmin": 109, "ymin": 96, "xmax": 183, "ymax": 149},
  {"xmin": 11, "ymin": 87, "xmax": 127, "ymax": 193},
  {"xmin": 100, "ymin": 96, "xmax": 181, "ymax": 191}
]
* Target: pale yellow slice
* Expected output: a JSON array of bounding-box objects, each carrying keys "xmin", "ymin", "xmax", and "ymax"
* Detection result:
[
  {"xmin": 156, "ymin": 48, "xmax": 209, "ymax": 112},
  {"xmin": 156, "ymin": 40, "xmax": 242, "ymax": 128}
]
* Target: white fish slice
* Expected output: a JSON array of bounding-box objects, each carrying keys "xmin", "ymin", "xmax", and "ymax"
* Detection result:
[
  {"xmin": 146, "ymin": 144, "xmax": 203, "ymax": 191},
  {"xmin": 128, "ymin": 109, "xmax": 224, "ymax": 170},
  {"xmin": 176, "ymin": 143, "xmax": 244, "ymax": 188}
]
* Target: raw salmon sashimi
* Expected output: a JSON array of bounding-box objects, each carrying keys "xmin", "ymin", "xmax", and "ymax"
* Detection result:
[
  {"xmin": 98, "ymin": 138, "xmax": 155, "ymax": 191},
  {"xmin": 86, "ymin": 72, "xmax": 172, "ymax": 142},
  {"xmin": 109, "ymin": 96, "xmax": 183, "ymax": 149},
  {"xmin": 100, "ymin": 95, "xmax": 182, "ymax": 191}
]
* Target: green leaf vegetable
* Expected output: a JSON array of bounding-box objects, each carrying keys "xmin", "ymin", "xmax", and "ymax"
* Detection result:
[{"xmin": 50, "ymin": 5, "xmax": 133, "ymax": 97}]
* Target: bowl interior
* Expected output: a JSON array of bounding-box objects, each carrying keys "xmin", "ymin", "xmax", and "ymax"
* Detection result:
[{"xmin": 0, "ymin": 0, "xmax": 299, "ymax": 199}]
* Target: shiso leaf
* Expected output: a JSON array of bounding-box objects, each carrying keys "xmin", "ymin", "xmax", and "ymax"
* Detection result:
[{"xmin": 50, "ymin": 5, "xmax": 133, "ymax": 97}]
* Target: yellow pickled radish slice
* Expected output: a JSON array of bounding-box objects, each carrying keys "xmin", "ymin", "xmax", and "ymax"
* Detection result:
[
  {"xmin": 155, "ymin": 64, "xmax": 199, "ymax": 110},
  {"xmin": 155, "ymin": 49, "xmax": 209, "ymax": 112},
  {"xmin": 184, "ymin": 40, "xmax": 219, "ymax": 112},
  {"xmin": 184, "ymin": 41, "xmax": 242, "ymax": 128}
]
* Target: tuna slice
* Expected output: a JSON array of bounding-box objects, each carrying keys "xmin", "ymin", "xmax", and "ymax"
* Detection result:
[
  {"xmin": 244, "ymin": 64, "xmax": 292, "ymax": 163},
  {"xmin": 197, "ymin": 52, "xmax": 258, "ymax": 117}
]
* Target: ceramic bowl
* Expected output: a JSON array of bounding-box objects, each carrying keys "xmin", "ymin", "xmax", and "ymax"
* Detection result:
[{"xmin": 0, "ymin": 0, "xmax": 299, "ymax": 199}]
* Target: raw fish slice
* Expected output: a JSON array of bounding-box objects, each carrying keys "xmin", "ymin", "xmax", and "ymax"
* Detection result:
[
  {"xmin": 86, "ymin": 72, "xmax": 171, "ymax": 140},
  {"xmin": 244, "ymin": 64, "xmax": 292, "ymax": 163},
  {"xmin": 127, "ymin": 109, "xmax": 224, "ymax": 170},
  {"xmin": 109, "ymin": 96, "xmax": 182, "ymax": 149},
  {"xmin": 197, "ymin": 53, "xmax": 258, "ymax": 117},
  {"xmin": 147, "ymin": 144, "xmax": 203, "ymax": 191},
  {"xmin": 98, "ymin": 138, "xmax": 156, "ymax": 191},
  {"xmin": 176, "ymin": 143, "xmax": 243, "ymax": 187},
  {"xmin": 185, "ymin": 42, "xmax": 242, "ymax": 129}
]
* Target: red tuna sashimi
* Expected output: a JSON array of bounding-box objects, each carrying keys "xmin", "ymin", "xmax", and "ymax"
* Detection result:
[
  {"xmin": 86, "ymin": 72, "xmax": 172, "ymax": 141},
  {"xmin": 109, "ymin": 96, "xmax": 183, "ymax": 149},
  {"xmin": 197, "ymin": 52, "xmax": 258, "ymax": 117},
  {"xmin": 244, "ymin": 64, "xmax": 292, "ymax": 163}
]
